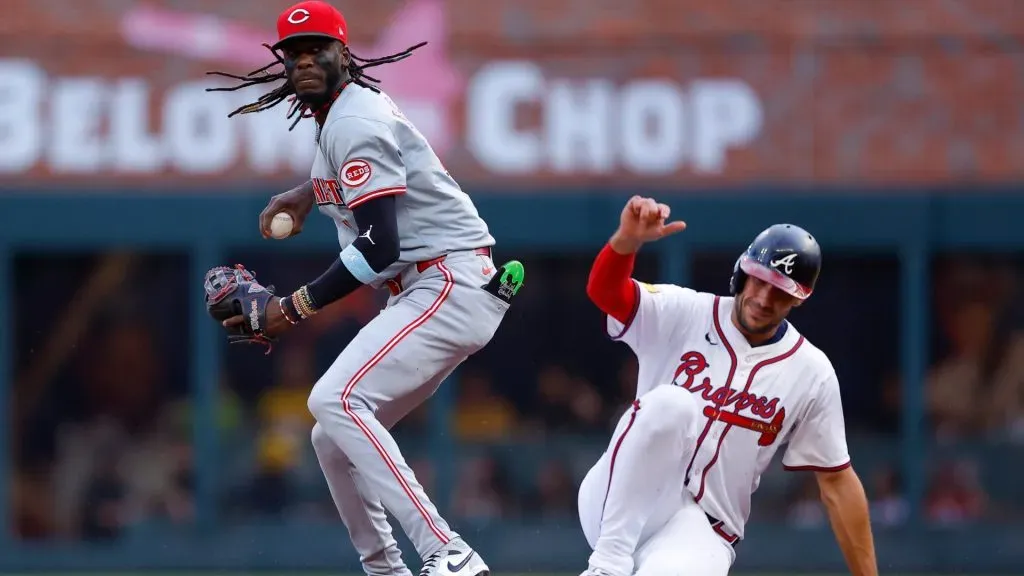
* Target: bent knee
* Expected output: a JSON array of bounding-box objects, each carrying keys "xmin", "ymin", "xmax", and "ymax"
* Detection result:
[
  {"xmin": 310, "ymin": 423, "xmax": 356, "ymax": 467},
  {"xmin": 577, "ymin": 461, "xmax": 608, "ymax": 549},
  {"xmin": 310, "ymin": 423, "xmax": 336, "ymax": 454},
  {"xmin": 308, "ymin": 379, "xmax": 364, "ymax": 420},
  {"xmin": 638, "ymin": 385, "xmax": 701, "ymax": 435},
  {"xmin": 306, "ymin": 385, "xmax": 332, "ymax": 421}
]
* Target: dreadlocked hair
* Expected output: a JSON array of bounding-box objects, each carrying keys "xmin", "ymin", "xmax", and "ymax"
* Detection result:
[{"xmin": 205, "ymin": 41, "xmax": 428, "ymax": 131}]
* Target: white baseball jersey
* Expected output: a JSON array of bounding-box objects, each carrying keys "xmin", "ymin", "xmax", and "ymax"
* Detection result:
[
  {"xmin": 606, "ymin": 281, "xmax": 851, "ymax": 539},
  {"xmin": 309, "ymin": 83, "xmax": 495, "ymax": 288}
]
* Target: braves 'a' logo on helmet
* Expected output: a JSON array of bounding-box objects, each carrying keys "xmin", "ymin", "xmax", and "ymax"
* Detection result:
[
  {"xmin": 729, "ymin": 224, "xmax": 821, "ymax": 301},
  {"xmin": 769, "ymin": 253, "xmax": 798, "ymax": 274}
]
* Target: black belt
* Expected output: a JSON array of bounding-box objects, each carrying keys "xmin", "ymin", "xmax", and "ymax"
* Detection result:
[{"xmin": 706, "ymin": 513, "xmax": 741, "ymax": 548}]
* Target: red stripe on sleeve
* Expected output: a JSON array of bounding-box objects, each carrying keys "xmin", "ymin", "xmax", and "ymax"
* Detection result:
[
  {"xmin": 586, "ymin": 243, "xmax": 638, "ymax": 324},
  {"xmin": 347, "ymin": 186, "xmax": 406, "ymax": 209},
  {"xmin": 784, "ymin": 460, "xmax": 853, "ymax": 473}
]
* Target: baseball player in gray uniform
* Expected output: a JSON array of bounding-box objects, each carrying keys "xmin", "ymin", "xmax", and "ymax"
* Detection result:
[{"xmin": 206, "ymin": 2, "xmax": 524, "ymax": 575}]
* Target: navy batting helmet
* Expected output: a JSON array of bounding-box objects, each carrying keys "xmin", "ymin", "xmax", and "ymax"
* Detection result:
[{"xmin": 729, "ymin": 224, "xmax": 821, "ymax": 300}]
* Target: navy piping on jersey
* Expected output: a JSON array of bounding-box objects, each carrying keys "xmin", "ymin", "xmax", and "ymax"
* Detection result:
[
  {"xmin": 607, "ymin": 280, "xmax": 642, "ymax": 341},
  {"xmin": 684, "ymin": 297, "xmax": 739, "ymax": 486},
  {"xmin": 754, "ymin": 319, "xmax": 788, "ymax": 347},
  {"xmin": 693, "ymin": 331, "xmax": 805, "ymax": 503},
  {"xmin": 683, "ymin": 297, "xmax": 807, "ymax": 536}
]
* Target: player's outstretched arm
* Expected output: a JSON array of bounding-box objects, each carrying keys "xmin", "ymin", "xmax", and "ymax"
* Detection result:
[
  {"xmin": 587, "ymin": 196, "xmax": 686, "ymax": 323},
  {"xmin": 816, "ymin": 467, "xmax": 878, "ymax": 576}
]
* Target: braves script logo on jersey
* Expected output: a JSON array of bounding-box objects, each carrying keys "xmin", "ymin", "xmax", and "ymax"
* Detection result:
[
  {"xmin": 311, "ymin": 178, "xmax": 344, "ymax": 206},
  {"xmin": 674, "ymin": 351, "xmax": 787, "ymax": 446},
  {"xmin": 341, "ymin": 159, "xmax": 372, "ymax": 187}
]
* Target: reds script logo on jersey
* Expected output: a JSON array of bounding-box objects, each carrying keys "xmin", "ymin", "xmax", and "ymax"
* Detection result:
[{"xmin": 311, "ymin": 178, "xmax": 344, "ymax": 206}]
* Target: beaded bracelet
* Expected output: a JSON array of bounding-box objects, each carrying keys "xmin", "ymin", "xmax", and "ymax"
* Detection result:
[{"xmin": 291, "ymin": 285, "xmax": 320, "ymax": 319}]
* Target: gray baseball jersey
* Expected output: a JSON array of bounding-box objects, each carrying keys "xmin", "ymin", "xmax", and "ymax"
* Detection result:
[
  {"xmin": 301, "ymin": 83, "xmax": 510, "ymax": 575},
  {"xmin": 309, "ymin": 83, "xmax": 495, "ymax": 288}
]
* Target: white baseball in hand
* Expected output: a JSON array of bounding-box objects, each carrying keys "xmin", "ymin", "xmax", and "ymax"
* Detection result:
[{"xmin": 270, "ymin": 212, "xmax": 294, "ymax": 239}]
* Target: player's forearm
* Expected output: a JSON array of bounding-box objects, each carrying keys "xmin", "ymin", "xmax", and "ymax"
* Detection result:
[
  {"xmin": 282, "ymin": 195, "xmax": 400, "ymax": 322},
  {"xmin": 609, "ymin": 230, "xmax": 644, "ymax": 255},
  {"xmin": 290, "ymin": 180, "xmax": 316, "ymax": 215},
  {"xmin": 818, "ymin": 468, "xmax": 878, "ymax": 576},
  {"xmin": 587, "ymin": 243, "xmax": 638, "ymax": 323}
]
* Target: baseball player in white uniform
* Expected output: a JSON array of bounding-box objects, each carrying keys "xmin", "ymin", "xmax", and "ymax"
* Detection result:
[
  {"xmin": 577, "ymin": 196, "xmax": 878, "ymax": 576},
  {"xmin": 208, "ymin": 3, "xmax": 524, "ymax": 575}
]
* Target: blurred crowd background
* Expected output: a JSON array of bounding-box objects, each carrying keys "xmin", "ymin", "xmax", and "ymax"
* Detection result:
[
  {"xmin": 2, "ymin": 0, "xmax": 1024, "ymax": 574},
  {"xmin": 12, "ymin": 253, "xmax": 1024, "ymax": 540}
]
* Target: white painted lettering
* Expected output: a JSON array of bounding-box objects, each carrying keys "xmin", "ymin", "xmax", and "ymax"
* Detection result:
[
  {"xmin": 109, "ymin": 79, "xmax": 162, "ymax": 172},
  {"xmin": 464, "ymin": 61, "xmax": 764, "ymax": 176},
  {"xmin": 164, "ymin": 81, "xmax": 235, "ymax": 173},
  {"xmin": 0, "ymin": 61, "xmax": 43, "ymax": 172},
  {"xmin": 619, "ymin": 80, "xmax": 685, "ymax": 175},
  {"xmin": 546, "ymin": 79, "xmax": 613, "ymax": 173},
  {"xmin": 690, "ymin": 80, "xmax": 762, "ymax": 174},
  {"xmin": 49, "ymin": 78, "xmax": 105, "ymax": 172},
  {"xmin": 467, "ymin": 61, "xmax": 543, "ymax": 174}
]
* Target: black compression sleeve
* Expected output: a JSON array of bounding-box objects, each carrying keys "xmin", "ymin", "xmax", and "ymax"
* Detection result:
[
  {"xmin": 303, "ymin": 194, "xmax": 400, "ymax": 310},
  {"xmin": 303, "ymin": 258, "xmax": 362, "ymax": 311},
  {"xmin": 347, "ymin": 194, "xmax": 400, "ymax": 272}
]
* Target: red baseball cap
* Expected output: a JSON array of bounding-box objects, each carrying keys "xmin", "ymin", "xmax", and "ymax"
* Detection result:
[{"xmin": 273, "ymin": 1, "xmax": 348, "ymax": 49}]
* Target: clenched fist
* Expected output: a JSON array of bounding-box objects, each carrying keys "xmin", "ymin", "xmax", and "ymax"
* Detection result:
[{"xmin": 610, "ymin": 195, "xmax": 687, "ymax": 254}]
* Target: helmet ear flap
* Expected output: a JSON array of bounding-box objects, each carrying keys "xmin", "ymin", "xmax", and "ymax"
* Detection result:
[{"xmin": 729, "ymin": 256, "xmax": 746, "ymax": 296}]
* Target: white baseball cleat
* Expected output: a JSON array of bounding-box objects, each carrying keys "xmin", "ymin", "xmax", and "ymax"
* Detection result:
[{"xmin": 417, "ymin": 538, "xmax": 489, "ymax": 576}]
